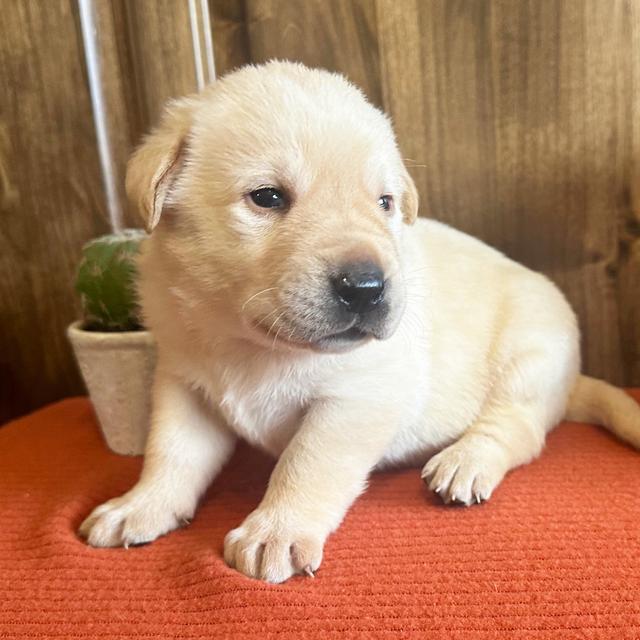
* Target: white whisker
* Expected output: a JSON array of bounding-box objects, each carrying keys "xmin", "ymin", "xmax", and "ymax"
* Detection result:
[
  {"xmin": 256, "ymin": 307, "xmax": 280, "ymax": 328},
  {"xmin": 241, "ymin": 287, "xmax": 279, "ymax": 312},
  {"xmin": 266, "ymin": 310, "xmax": 286, "ymax": 336},
  {"xmin": 269, "ymin": 312, "xmax": 288, "ymax": 350}
]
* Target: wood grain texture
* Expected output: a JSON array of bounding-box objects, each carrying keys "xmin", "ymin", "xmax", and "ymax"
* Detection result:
[
  {"xmin": 377, "ymin": 0, "xmax": 640, "ymax": 385},
  {"xmin": 3, "ymin": 0, "xmax": 639, "ymax": 423},
  {"xmin": 210, "ymin": 0, "xmax": 250, "ymax": 76},
  {"xmin": 0, "ymin": 0, "xmax": 200, "ymax": 422},
  {"xmin": 0, "ymin": 0, "xmax": 110, "ymax": 423},
  {"xmin": 120, "ymin": 0, "xmax": 200, "ymax": 131},
  {"xmin": 243, "ymin": 0, "xmax": 383, "ymax": 107}
]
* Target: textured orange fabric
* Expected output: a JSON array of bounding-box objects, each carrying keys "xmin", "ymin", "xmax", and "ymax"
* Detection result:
[{"xmin": 1, "ymin": 395, "xmax": 640, "ymax": 639}]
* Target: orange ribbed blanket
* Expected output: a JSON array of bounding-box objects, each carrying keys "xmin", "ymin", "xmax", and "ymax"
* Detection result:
[{"xmin": 1, "ymin": 394, "xmax": 640, "ymax": 639}]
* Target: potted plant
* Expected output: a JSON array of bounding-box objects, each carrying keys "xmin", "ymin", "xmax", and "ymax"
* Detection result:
[{"xmin": 67, "ymin": 229, "xmax": 156, "ymax": 455}]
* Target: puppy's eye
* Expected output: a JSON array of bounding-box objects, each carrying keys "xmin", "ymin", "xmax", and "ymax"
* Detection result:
[
  {"xmin": 378, "ymin": 195, "xmax": 393, "ymax": 212},
  {"xmin": 249, "ymin": 187, "xmax": 287, "ymax": 209}
]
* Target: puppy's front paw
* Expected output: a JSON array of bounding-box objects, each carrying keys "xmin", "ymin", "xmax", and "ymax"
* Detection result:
[
  {"xmin": 224, "ymin": 508, "xmax": 324, "ymax": 583},
  {"xmin": 79, "ymin": 490, "xmax": 193, "ymax": 548},
  {"xmin": 421, "ymin": 438, "xmax": 508, "ymax": 506}
]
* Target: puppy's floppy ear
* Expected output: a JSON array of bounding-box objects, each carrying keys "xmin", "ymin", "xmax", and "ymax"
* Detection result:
[
  {"xmin": 400, "ymin": 165, "xmax": 419, "ymax": 225},
  {"xmin": 126, "ymin": 97, "xmax": 197, "ymax": 232}
]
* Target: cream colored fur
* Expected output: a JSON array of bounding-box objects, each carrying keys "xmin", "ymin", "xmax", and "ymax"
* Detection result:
[{"xmin": 79, "ymin": 61, "xmax": 640, "ymax": 583}]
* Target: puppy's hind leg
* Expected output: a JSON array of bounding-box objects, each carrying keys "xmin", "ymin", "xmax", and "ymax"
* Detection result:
[
  {"xmin": 422, "ymin": 402, "xmax": 547, "ymax": 505},
  {"xmin": 422, "ymin": 348, "xmax": 577, "ymax": 506},
  {"xmin": 79, "ymin": 369, "xmax": 236, "ymax": 547}
]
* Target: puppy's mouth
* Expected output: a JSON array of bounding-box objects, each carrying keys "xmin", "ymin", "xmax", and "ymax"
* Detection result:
[
  {"xmin": 316, "ymin": 325, "xmax": 378, "ymax": 350},
  {"xmin": 250, "ymin": 318, "xmax": 373, "ymax": 352},
  {"xmin": 325, "ymin": 326, "xmax": 369, "ymax": 342}
]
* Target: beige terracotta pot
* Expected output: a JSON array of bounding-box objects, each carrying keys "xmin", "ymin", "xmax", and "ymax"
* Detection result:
[{"xmin": 67, "ymin": 321, "xmax": 156, "ymax": 455}]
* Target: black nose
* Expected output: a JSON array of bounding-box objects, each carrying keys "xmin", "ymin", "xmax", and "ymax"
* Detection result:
[{"xmin": 331, "ymin": 262, "xmax": 385, "ymax": 314}]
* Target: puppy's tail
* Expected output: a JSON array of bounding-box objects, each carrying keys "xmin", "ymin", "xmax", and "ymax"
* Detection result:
[{"xmin": 565, "ymin": 375, "xmax": 640, "ymax": 449}]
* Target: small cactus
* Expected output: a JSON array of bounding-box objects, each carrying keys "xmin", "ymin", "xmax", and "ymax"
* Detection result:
[{"xmin": 75, "ymin": 229, "xmax": 147, "ymax": 332}]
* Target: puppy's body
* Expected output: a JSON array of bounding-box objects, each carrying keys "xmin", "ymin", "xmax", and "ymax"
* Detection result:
[
  {"xmin": 80, "ymin": 62, "xmax": 640, "ymax": 583},
  {"xmin": 141, "ymin": 216, "xmax": 574, "ymax": 466}
]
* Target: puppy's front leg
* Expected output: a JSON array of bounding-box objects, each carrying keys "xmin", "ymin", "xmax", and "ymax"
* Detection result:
[
  {"xmin": 224, "ymin": 399, "xmax": 398, "ymax": 583},
  {"xmin": 80, "ymin": 369, "xmax": 236, "ymax": 547}
]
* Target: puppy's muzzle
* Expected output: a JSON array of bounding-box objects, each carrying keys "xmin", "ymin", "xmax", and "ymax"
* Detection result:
[{"xmin": 331, "ymin": 261, "xmax": 385, "ymax": 315}]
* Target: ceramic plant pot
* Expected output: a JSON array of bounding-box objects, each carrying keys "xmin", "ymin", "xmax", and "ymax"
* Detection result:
[{"xmin": 67, "ymin": 321, "xmax": 156, "ymax": 455}]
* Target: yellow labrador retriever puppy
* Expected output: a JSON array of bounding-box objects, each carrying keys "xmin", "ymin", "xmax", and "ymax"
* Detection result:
[{"xmin": 79, "ymin": 61, "xmax": 640, "ymax": 583}]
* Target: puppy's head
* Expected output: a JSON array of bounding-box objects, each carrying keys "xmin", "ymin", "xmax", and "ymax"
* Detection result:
[{"xmin": 127, "ymin": 62, "xmax": 418, "ymax": 353}]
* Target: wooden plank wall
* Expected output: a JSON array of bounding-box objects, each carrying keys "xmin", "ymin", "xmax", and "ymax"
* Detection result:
[
  {"xmin": 0, "ymin": 0, "xmax": 198, "ymax": 423},
  {"xmin": 0, "ymin": 0, "xmax": 109, "ymax": 424},
  {"xmin": 1, "ymin": 0, "xmax": 638, "ymax": 422}
]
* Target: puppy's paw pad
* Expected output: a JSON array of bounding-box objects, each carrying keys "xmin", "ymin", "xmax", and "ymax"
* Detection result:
[
  {"xmin": 224, "ymin": 510, "xmax": 324, "ymax": 583},
  {"xmin": 421, "ymin": 442, "xmax": 506, "ymax": 506},
  {"xmin": 79, "ymin": 494, "xmax": 190, "ymax": 548}
]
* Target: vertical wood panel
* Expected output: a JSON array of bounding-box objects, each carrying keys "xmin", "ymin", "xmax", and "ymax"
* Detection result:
[
  {"xmin": 0, "ymin": 0, "xmax": 201, "ymax": 423},
  {"xmin": 619, "ymin": 1, "xmax": 640, "ymax": 385},
  {"xmin": 210, "ymin": 0, "xmax": 250, "ymax": 76},
  {"xmin": 121, "ymin": 0, "xmax": 199, "ymax": 131},
  {"xmin": 0, "ymin": 0, "xmax": 110, "ymax": 423},
  {"xmin": 121, "ymin": 0, "xmax": 199, "ymax": 130},
  {"xmin": 243, "ymin": 0, "xmax": 383, "ymax": 107},
  {"xmin": 377, "ymin": 0, "xmax": 640, "ymax": 385}
]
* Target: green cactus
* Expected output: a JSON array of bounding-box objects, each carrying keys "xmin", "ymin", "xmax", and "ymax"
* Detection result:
[{"xmin": 75, "ymin": 229, "xmax": 147, "ymax": 332}]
